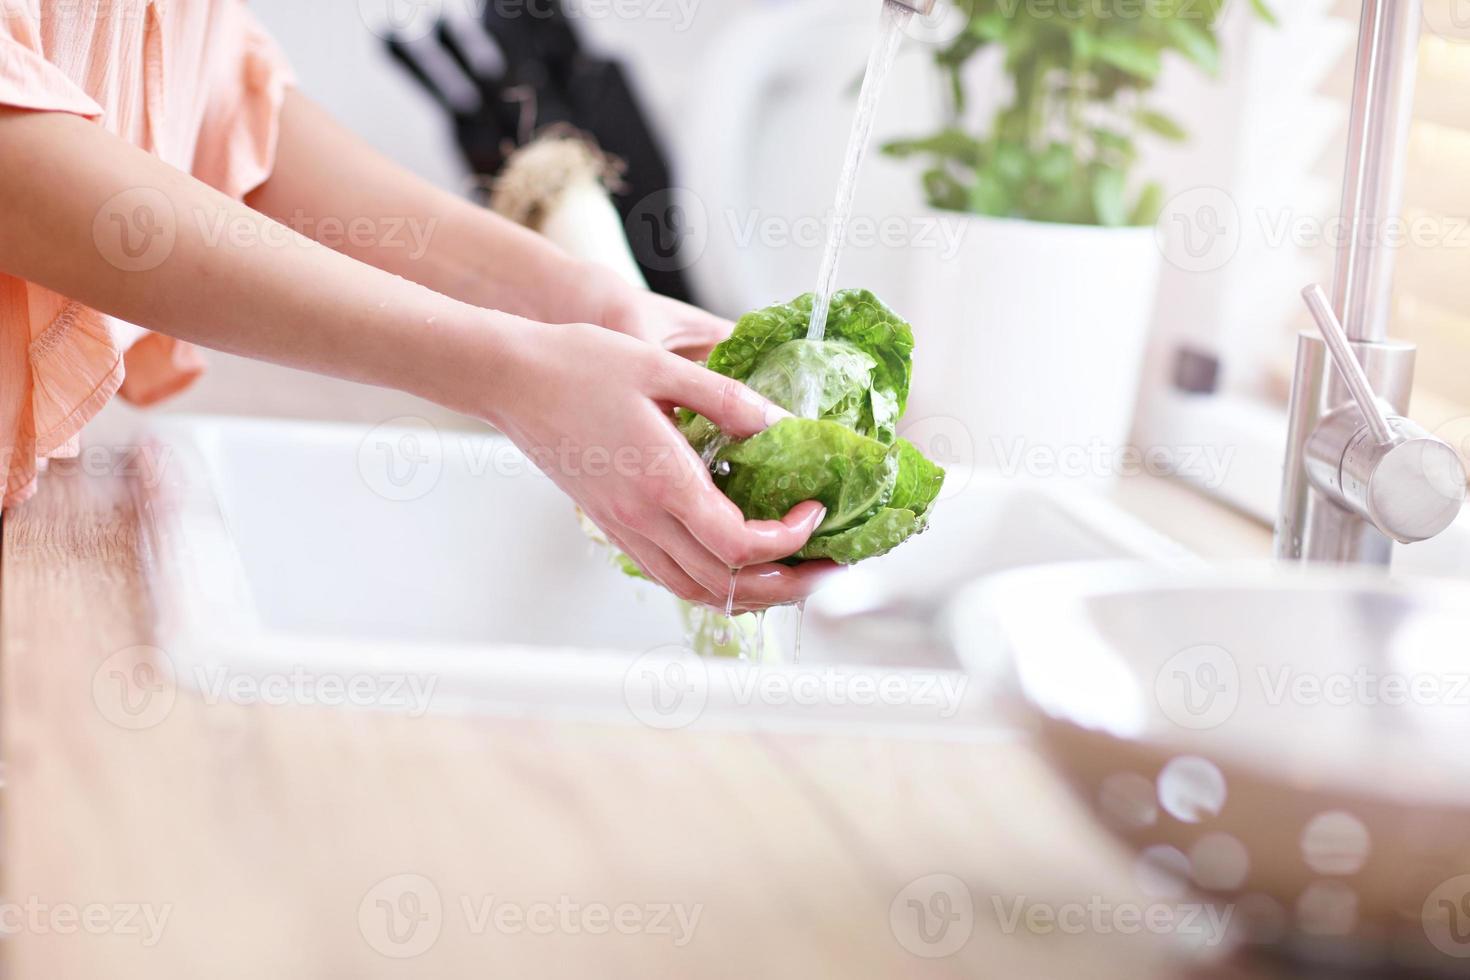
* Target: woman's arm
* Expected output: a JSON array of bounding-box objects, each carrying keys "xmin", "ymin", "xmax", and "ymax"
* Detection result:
[
  {"xmin": 0, "ymin": 107, "xmax": 831, "ymax": 610},
  {"xmin": 246, "ymin": 91, "xmax": 727, "ymax": 357}
]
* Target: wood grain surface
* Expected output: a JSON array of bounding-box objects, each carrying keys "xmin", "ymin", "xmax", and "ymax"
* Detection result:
[{"xmin": 0, "ymin": 452, "xmax": 1287, "ymax": 979}]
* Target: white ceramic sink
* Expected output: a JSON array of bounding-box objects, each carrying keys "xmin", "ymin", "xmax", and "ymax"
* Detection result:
[{"xmin": 139, "ymin": 415, "xmax": 1191, "ymax": 731}]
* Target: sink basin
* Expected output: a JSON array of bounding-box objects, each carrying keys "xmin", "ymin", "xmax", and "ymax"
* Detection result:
[
  {"xmin": 949, "ymin": 563, "xmax": 1470, "ymax": 973},
  {"xmin": 139, "ymin": 415, "xmax": 1188, "ymax": 731}
]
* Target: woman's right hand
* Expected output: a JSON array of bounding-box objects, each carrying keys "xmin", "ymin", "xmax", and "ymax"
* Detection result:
[
  {"xmin": 474, "ymin": 321, "xmax": 837, "ymax": 612},
  {"xmin": 0, "ymin": 109, "xmax": 828, "ymax": 611}
]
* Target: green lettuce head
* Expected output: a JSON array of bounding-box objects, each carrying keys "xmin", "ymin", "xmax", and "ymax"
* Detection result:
[{"xmin": 681, "ymin": 290, "xmax": 944, "ymax": 565}]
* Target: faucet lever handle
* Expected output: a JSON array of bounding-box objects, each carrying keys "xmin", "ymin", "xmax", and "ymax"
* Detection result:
[{"xmin": 1302, "ymin": 283, "xmax": 1399, "ymax": 447}]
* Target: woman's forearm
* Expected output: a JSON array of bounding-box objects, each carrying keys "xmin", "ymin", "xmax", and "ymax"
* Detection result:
[
  {"xmin": 0, "ymin": 106, "xmax": 829, "ymax": 609},
  {"xmin": 245, "ymin": 92, "xmax": 612, "ymax": 326},
  {"xmin": 0, "ymin": 107, "xmax": 517, "ymax": 419}
]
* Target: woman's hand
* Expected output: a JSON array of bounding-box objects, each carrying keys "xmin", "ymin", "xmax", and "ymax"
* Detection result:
[
  {"xmin": 0, "ymin": 107, "xmax": 826, "ymax": 613},
  {"xmin": 481, "ymin": 322, "xmax": 835, "ymax": 612},
  {"xmin": 252, "ymin": 94, "xmax": 734, "ymax": 360},
  {"xmin": 595, "ymin": 277, "xmax": 733, "ymax": 362}
]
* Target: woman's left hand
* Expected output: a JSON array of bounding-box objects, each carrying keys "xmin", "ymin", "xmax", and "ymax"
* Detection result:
[{"xmin": 592, "ymin": 273, "xmax": 733, "ymax": 361}]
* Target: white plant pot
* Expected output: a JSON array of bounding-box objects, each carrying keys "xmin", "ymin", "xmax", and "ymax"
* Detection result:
[{"xmin": 902, "ymin": 213, "xmax": 1162, "ymax": 485}]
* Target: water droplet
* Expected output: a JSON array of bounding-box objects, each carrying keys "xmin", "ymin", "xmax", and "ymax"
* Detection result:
[
  {"xmin": 1236, "ymin": 894, "xmax": 1288, "ymax": 945},
  {"xmin": 793, "ymin": 601, "xmax": 805, "ymax": 665},
  {"xmin": 1300, "ymin": 811, "xmax": 1371, "ymax": 876},
  {"xmin": 1098, "ymin": 772, "xmax": 1158, "ymax": 829},
  {"xmin": 714, "ymin": 568, "xmax": 738, "ymax": 652},
  {"xmin": 1190, "ymin": 833, "xmax": 1250, "ymax": 890},
  {"xmin": 1157, "ymin": 756, "xmax": 1227, "ymax": 824},
  {"xmin": 1134, "ymin": 845, "xmax": 1191, "ymax": 900},
  {"xmin": 1296, "ymin": 881, "xmax": 1358, "ymax": 936}
]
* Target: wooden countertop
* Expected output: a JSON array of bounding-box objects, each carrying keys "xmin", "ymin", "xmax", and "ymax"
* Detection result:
[{"xmin": 1, "ymin": 446, "xmax": 1283, "ymax": 978}]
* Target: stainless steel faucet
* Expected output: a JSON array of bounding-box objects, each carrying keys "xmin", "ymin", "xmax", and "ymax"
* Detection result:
[
  {"xmin": 888, "ymin": 0, "xmax": 937, "ymax": 14},
  {"xmin": 1275, "ymin": 0, "xmax": 1468, "ymax": 566}
]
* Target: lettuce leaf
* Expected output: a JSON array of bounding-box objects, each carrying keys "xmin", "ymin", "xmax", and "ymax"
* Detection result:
[
  {"xmin": 685, "ymin": 289, "xmax": 914, "ymax": 449},
  {"xmin": 681, "ymin": 290, "xmax": 943, "ymax": 565},
  {"xmin": 797, "ymin": 508, "xmax": 923, "ymax": 563},
  {"xmin": 887, "ymin": 438, "xmax": 946, "ymax": 516},
  {"xmin": 718, "ymin": 419, "xmax": 898, "ymax": 534}
]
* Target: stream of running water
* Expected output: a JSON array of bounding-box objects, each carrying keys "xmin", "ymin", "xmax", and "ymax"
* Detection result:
[
  {"xmin": 803, "ymin": 0, "xmax": 914, "ymax": 350},
  {"xmin": 714, "ymin": 1, "xmax": 915, "ymax": 660}
]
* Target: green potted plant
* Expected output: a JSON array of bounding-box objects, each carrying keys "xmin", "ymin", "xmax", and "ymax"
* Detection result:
[{"xmin": 886, "ymin": 0, "xmax": 1274, "ymax": 475}]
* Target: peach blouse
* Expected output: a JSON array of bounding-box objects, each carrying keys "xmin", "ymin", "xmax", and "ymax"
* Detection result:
[{"xmin": 0, "ymin": 0, "xmax": 294, "ymax": 508}]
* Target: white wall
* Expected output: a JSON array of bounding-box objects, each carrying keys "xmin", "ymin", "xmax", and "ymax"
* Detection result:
[
  {"xmin": 246, "ymin": 0, "xmax": 943, "ymax": 317},
  {"xmin": 247, "ymin": 0, "xmax": 777, "ymax": 193},
  {"xmin": 248, "ymin": 1, "xmax": 467, "ymax": 190}
]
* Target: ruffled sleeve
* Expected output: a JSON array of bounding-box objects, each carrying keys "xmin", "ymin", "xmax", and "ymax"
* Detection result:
[
  {"xmin": 0, "ymin": 9, "xmax": 103, "ymax": 117},
  {"xmin": 1, "ymin": 287, "xmax": 125, "ymax": 509},
  {"xmin": 124, "ymin": 2, "xmax": 296, "ymax": 413},
  {"xmin": 191, "ymin": 2, "xmax": 297, "ymax": 201}
]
